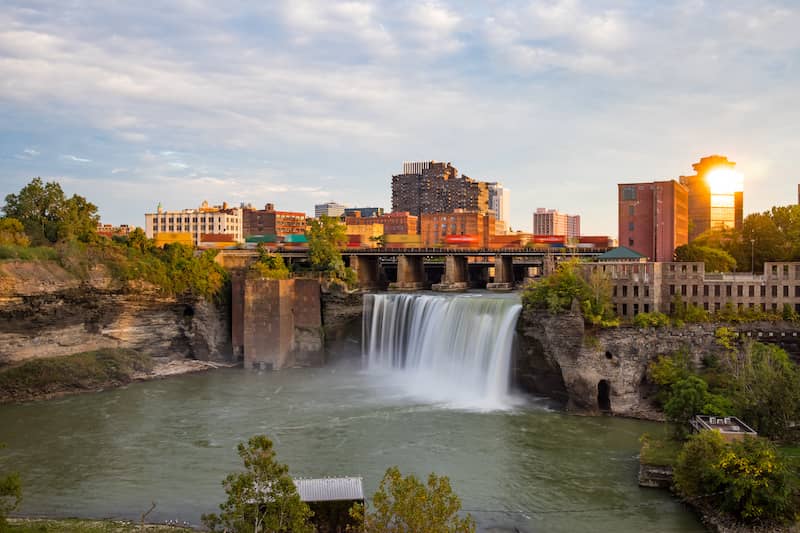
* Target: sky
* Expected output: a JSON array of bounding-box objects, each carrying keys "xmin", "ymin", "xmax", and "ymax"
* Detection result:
[{"xmin": 0, "ymin": 0, "xmax": 798, "ymax": 237}]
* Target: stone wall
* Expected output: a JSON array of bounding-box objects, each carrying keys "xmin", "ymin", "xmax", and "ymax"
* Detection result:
[
  {"xmin": 516, "ymin": 309, "xmax": 730, "ymax": 418},
  {"xmin": 0, "ymin": 261, "xmax": 232, "ymax": 366}
]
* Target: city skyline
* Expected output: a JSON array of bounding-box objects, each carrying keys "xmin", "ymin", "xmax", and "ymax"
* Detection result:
[{"xmin": 1, "ymin": 1, "xmax": 799, "ymax": 236}]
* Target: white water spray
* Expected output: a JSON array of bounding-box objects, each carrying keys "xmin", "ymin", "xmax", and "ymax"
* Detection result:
[{"xmin": 362, "ymin": 293, "xmax": 522, "ymax": 410}]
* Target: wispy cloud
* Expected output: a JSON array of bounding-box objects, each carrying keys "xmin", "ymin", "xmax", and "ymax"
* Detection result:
[{"xmin": 61, "ymin": 154, "xmax": 92, "ymax": 163}]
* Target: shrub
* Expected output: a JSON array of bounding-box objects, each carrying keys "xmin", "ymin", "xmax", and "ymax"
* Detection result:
[
  {"xmin": 633, "ymin": 312, "xmax": 670, "ymax": 328},
  {"xmin": 674, "ymin": 432, "xmax": 798, "ymax": 524},
  {"xmin": 664, "ymin": 376, "xmax": 732, "ymax": 438}
]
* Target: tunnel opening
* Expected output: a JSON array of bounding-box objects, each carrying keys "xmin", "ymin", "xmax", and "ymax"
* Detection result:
[
  {"xmin": 597, "ymin": 379, "xmax": 611, "ymax": 412},
  {"xmin": 605, "ymin": 351, "xmax": 613, "ymax": 360},
  {"xmin": 183, "ymin": 304, "xmax": 195, "ymax": 317}
]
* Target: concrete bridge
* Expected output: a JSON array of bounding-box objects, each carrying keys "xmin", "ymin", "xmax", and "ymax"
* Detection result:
[{"xmin": 217, "ymin": 247, "xmax": 607, "ymax": 291}]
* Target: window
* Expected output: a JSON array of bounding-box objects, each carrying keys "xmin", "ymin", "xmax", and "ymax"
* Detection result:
[
  {"xmin": 692, "ymin": 285, "xmax": 698, "ymax": 297},
  {"xmin": 633, "ymin": 303, "xmax": 639, "ymax": 315},
  {"xmin": 692, "ymin": 265, "xmax": 698, "ymax": 272},
  {"xmin": 628, "ymin": 222, "xmax": 634, "ymax": 231},
  {"xmin": 749, "ymin": 286, "xmax": 755, "ymax": 297},
  {"xmin": 714, "ymin": 286, "xmax": 721, "ymax": 297},
  {"xmin": 628, "ymin": 205, "xmax": 635, "ymax": 216},
  {"xmin": 644, "ymin": 286, "xmax": 650, "ymax": 297},
  {"xmin": 628, "ymin": 238, "xmax": 634, "ymax": 246},
  {"xmin": 760, "ymin": 286, "xmax": 766, "ymax": 297},
  {"xmin": 772, "ymin": 286, "xmax": 778, "ymax": 297},
  {"xmin": 669, "ymin": 285, "xmax": 675, "ymax": 295},
  {"xmin": 622, "ymin": 285, "xmax": 628, "ymax": 297},
  {"xmin": 681, "ymin": 285, "xmax": 687, "ymax": 296},
  {"xmin": 644, "ymin": 304, "xmax": 650, "ymax": 313},
  {"xmin": 726, "ymin": 285, "xmax": 732, "ymax": 297},
  {"xmin": 622, "ymin": 187, "xmax": 637, "ymax": 201},
  {"xmin": 704, "ymin": 286, "xmax": 709, "ymax": 296},
  {"xmin": 784, "ymin": 286, "xmax": 789, "ymax": 297},
  {"xmin": 737, "ymin": 285, "xmax": 743, "ymax": 297},
  {"xmin": 613, "ymin": 286, "xmax": 617, "ymax": 297},
  {"xmin": 634, "ymin": 286, "xmax": 639, "ymax": 297},
  {"xmin": 622, "ymin": 303, "xmax": 628, "ymax": 315},
  {"xmin": 795, "ymin": 286, "xmax": 800, "ymax": 298}
]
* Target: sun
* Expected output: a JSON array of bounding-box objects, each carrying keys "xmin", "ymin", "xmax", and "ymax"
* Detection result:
[{"xmin": 705, "ymin": 167, "xmax": 744, "ymax": 195}]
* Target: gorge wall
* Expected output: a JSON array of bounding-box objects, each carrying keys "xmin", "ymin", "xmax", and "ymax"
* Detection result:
[{"xmin": 0, "ymin": 261, "xmax": 232, "ymax": 367}]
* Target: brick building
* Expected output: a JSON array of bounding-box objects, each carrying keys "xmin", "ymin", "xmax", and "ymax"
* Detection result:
[
  {"xmin": 420, "ymin": 211, "xmax": 496, "ymax": 248},
  {"xmin": 618, "ymin": 180, "xmax": 688, "ymax": 261},
  {"xmin": 582, "ymin": 261, "xmax": 800, "ymax": 319},
  {"xmin": 345, "ymin": 211, "xmax": 418, "ymax": 235},
  {"xmin": 533, "ymin": 208, "xmax": 580, "ymax": 239},
  {"xmin": 242, "ymin": 203, "xmax": 307, "ymax": 237},
  {"xmin": 391, "ymin": 161, "xmax": 490, "ymax": 230}
]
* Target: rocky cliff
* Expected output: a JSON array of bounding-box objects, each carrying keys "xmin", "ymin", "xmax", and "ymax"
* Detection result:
[
  {"xmin": 516, "ymin": 308, "xmax": 727, "ymax": 418},
  {"xmin": 0, "ymin": 260, "xmax": 232, "ymax": 367}
]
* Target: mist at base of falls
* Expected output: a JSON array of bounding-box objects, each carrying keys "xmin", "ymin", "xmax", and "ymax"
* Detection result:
[{"xmin": 362, "ymin": 292, "xmax": 523, "ymax": 410}]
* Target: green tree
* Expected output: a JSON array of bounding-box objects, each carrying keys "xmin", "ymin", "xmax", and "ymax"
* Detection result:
[
  {"xmin": 306, "ymin": 216, "xmax": 346, "ymax": 272},
  {"xmin": 251, "ymin": 246, "xmax": 291, "ymax": 279},
  {"xmin": 202, "ymin": 435, "xmax": 313, "ymax": 533},
  {"xmin": 2, "ymin": 178, "xmax": 98, "ymax": 244},
  {"xmin": 674, "ymin": 432, "xmax": 797, "ymax": 524},
  {"xmin": 0, "ymin": 218, "xmax": 30, "ymax": 247},
  {"xmin": 522, "ymin": 260, "xmax": 591, "ymax": 314},
  {"xmin": 125, "ymin": 227, "xmax": 154, "ymax": 254},
  {"xmin": 674, "ymin": 243, "xmax": 737, "ymax": 273},
  {"xmin": 0, "ymin": 443, "xmax": 22, "ymax": 530},
  {"xmin": 349, "ymin": 466, "xmax": 475, "ymax": 533},
  {"xmin": 664, "ymin": 376, "xmax": 731, "ymax": 438}
]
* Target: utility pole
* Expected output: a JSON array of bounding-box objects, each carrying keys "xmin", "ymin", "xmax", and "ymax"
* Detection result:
[{"xmin": 751, "ymin": 237, "xmax": 755, "ymax": 277}]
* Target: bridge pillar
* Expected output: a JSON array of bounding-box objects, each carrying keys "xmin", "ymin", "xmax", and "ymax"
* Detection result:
[
  {"xmin": 349, "ymin": 254, "xmax": 381, "ymax": 290},
  {"xmin": 433, "ymin": 255, "xmax": 468, "ymax": 292},
  {"xmin": 488, "ymin": 255, "xmax": 514, "ymax": 291},
  {"xmin": 389, "ymin": 255, "xmax": 425, "ymax": 291}
]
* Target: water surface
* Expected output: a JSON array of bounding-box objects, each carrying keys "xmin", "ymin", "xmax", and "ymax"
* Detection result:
[{"xmin": 0, "ymin": 364, "xmax": 702, "ymax": 532}]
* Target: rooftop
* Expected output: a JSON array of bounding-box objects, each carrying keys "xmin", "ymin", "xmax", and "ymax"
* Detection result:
[{"xmin": 293, "ymin": 477, "xmax": 364, "ymax": 502}]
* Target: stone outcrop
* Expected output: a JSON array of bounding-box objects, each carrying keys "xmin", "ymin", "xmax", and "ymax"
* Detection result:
[
  {"xmin": 0, "ymin": 261, "xmax": 232, "ymax": 367},
  {"xmin": 516, "ymin": 308, "xmax": 727, "ymax": 418}
]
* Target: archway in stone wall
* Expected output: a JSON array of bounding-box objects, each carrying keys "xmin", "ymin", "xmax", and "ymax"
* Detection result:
[{"xmin": 597, "ymin": 379, "xmax": 611, "ymax": 412}]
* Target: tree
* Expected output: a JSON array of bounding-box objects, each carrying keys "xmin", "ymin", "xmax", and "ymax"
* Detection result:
[
  {"xmin": 306, "ymin": 216, "xmax": 346, "ymax": 272},
  {"xmin": 664, "ymin": 376, "xmax": 731, "ymax": 438},
  {"xmin": 349, "ymin": 466, "xmax": 475, "ymax": 533},
  {"xmin": 0, "ymin": 218, "xmax": 30, "ymax": 247},
  {"xmin": 674, "ymin": 243, "xmax": 736, "ymax": 273},
  {"xmin": 674, "ymin": 432, "xmax": 796, "ymax": 524},
  {"xmin": 202, "ymin": 435, "xmax": 313, "ymax": 533},
  {"xmin": 0, "ymin": 443, "xmax": 22, "ymax": 530},
  {"xmin": 2, "ymin": 178, "xmax": 98, "ymax": 244},
  {"xmin": 125, "ymin": 227, "xmax": 154, "ymax": 254},
  {"xmin": 251, "ymin": 246, "xmax": 291, "ymax": 279}
]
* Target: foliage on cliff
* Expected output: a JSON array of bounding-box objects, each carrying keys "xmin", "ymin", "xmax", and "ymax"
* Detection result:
[
  {"xmin": 2, "ymin": 178, "xmax": 99, "ymax": 245},
  {"xmin": 202, "ymin": 435, "xmax": 313, "ymax": 533},
  {"xmin": 0, "ymin": 349, "xmax": 153, "ymax": 403},
  {"xmin": 522, "ymin": 260, "xmax": 618, "ymax": 327},
  {"xmin": 674, "ymin": 243, "xmax": 737, "ymax": 273},
  {"xmin": 305, "ymin": 216, "xmax": 357, "ymax": 288},
  {"xmin": 674, "ymin": 431, "xmax": 798, "ymax": 524},
  {"xmin": 648, "ymin": 340, "xmax": 800, "ymax": 441},
  {"xmin": 349, "ymin": 466, "xmax": 475, "ymax": 533}
]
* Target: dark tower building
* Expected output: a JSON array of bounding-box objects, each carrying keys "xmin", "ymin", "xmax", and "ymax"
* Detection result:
[{"xmin": 679, "ymin": 155, "xmax": 743, "ymax": 242}]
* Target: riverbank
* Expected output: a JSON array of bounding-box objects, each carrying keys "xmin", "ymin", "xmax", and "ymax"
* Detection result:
[
  {"xmin": 0, "ymin": 348, "xmax": 234, "ymax": 404},
  {"xmin": 7, "ymin": 518, "xmax": 195, "ymax": 532}
]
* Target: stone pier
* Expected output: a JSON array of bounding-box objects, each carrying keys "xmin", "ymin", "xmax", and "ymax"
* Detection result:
[
  {"xmin": 487, "ymin": 255, "xmax": 514, "ymax": 291},
  {"xmin": 389, "ymin": 255, "xmax": 425, "ymax": 291},
  {"xmin": 433, "ymin": 255, "xmax": 468, "ymax": 292},
  {"xmin": 349, "ymin": 255, "xmax": 381, "ymax": 290},
  {"xmin": 233, "ymin": 277, "xmax": 324, "ymax": 370}
]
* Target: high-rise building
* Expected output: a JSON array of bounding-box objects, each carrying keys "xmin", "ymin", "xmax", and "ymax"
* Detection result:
[
  {"xmin": 533, "ymin": 208, "xmax": 580, "ymax": 239},
  {"xmin": 144, "ymin": 200, "xmax": 243, "ymax": 246},
  {"xmin": 391, "ymin": 161, "xmax": 490, "ymax": 232},
  {"xmin": 617, "ymin": 180, "xmax": 688, "ymax": 261},
  {"xmin": 242, "ymin": 203, "xmax": 307, "ymax": 237},
  {"xmin": 679, "ymin": 155, "xmax": 743, "ymax": 241},
  {"xmin": 487, "ymin": 182, "xmax": 510, "ymax": 234},
  {"xmin": 314, "ymin": 202, "xmax": 347, "ymax": 218}
]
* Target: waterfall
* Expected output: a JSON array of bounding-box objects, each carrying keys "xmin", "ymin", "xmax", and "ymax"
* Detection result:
[{"xmin": 362, "ymin": 293, "xmax": 522, "ymax": 410}]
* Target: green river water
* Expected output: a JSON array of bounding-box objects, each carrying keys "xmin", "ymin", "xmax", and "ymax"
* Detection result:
[{"xmin": 0, "ymin": 361, "xmax": 703, "ymax": 532}]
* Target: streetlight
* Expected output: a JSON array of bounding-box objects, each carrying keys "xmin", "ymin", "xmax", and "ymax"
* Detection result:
[{"xmin": 751, "ymin": 237, "xmax": 755, "ymax": 277}]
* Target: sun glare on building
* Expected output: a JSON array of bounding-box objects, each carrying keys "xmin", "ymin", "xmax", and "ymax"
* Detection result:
[{"xmin": 705, "ymin": 167, "xmax": 744, "ymax": 195}]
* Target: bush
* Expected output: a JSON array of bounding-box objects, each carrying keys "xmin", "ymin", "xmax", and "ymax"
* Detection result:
[
  {"xmin": 250, "ymin": 248, "xmax": 290, "ymax": 280},
  {"xmin": 664, "ymin": 376, "xmax": 732, "ymax": 438},
  {"xmin": 633, "ymin": 312, "xmax": 670, "ymax": 328},
  {"xmin": 674, "ymin": 432, "xmax": 797, "ymax": 524},
  {"xmin": 0, "ymin": 443, "xmax": 22, "ymax": 530}
]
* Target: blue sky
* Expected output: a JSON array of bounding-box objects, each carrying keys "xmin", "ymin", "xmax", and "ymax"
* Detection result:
[{"xmin": 1, "ymin": 0, "xmax": 798, "ymax": 236}]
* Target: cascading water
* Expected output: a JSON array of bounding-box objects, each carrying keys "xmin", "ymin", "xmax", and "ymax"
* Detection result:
[{"xmin": 362, "ymin": 293, "xmax": 522, "ymax": 410}]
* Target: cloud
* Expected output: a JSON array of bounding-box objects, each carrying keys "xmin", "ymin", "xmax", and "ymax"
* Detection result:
[{"xmin": 61, "ymin": 154, "xmax": 92, "ymax": 163}]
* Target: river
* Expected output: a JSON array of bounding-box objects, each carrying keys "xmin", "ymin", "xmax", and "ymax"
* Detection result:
[{"xmin": 0, "ymin": 363, "xmax": 702, "ymax": 532}]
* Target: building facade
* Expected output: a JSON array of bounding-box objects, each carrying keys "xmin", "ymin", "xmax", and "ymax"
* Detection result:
[
  {"xmin": 344, "ymin": 207, "xmax": 384, "ymax": 218},
  {"xmin": 391, "ymin": 161, "xmax": 490, "ymax": 229},
  {"xmin": 145, "ymin": 201, "xmax": 243, "ymax": 246},
  {"xmin": 583, "ymin": 261, "xmax": 800, "ymax": 319},
  {"xmin": 533, "ymin": 208, "xmax": 580, "ymax": 239},
  {"xmin": 617, "ymin": 180, "xmax": 688, "ymax": 261},
  {"xmin": 314, "ymin": 202, "xmax": 347, "ymax": 218},
  {"xmin": 345, "ymin": 211, "xmax": 418, "ymax": 235},
  {"xmin": 243, "ymin": 204, "xmax": 306, "ymax": 237},
  {"xmin": 420, "ymin": 211, "xmax": 496, "ymax": 248},
  {"xmin": 487, "ymin": 182, "xmax": 510, "ymax": 234},
  {"xmin": 679, "ymin": 155, "xmax": 744, "ymax": 241}
]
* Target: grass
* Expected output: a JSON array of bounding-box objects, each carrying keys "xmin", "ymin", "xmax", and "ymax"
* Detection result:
[
  {"xmin": 0, "ymin": 245, "xmax": 59, "ymax": 261},
  {"xmin": 0, "ymin": 349, "xmax": 154, "ymax": 403},
  {"xmin": 639, "ymin": 432, "xmax": 683, "ymax": 467},
  {"xmin": 7, "ymin": 518, "xmax": 194, "ymax": 532}
]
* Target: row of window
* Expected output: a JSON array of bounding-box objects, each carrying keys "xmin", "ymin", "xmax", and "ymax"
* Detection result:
[
  {"xmin": 668, "ymin": 284, "xmax": 800, "ymax": 298},
  {"xmin": 617, "ymin": 302, "xmax": 800, "ymax": 317}
]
